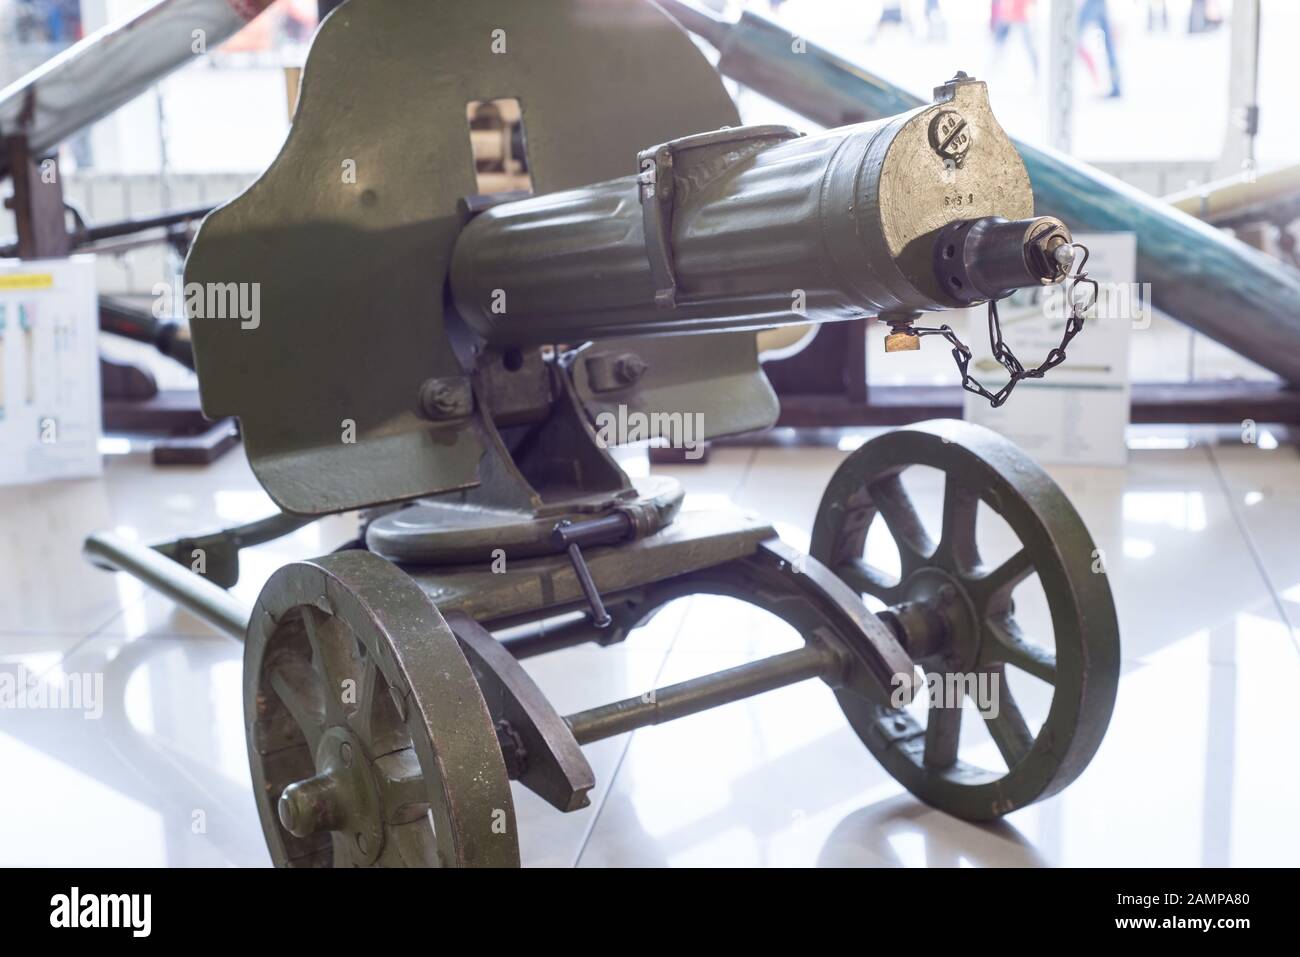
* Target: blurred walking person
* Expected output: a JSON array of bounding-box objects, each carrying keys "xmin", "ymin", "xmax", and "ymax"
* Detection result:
[
  {"xmin": 990, "ymin": 0, "xmax": 1038, "ymax": 80},
  {"xmin": 1188, "ymin": 0, "xmax": 1223, "ymax": 34},
  {"xmin": 1079, "ymin": 0, "xmax": 1121, "ymax": 98},
  {"xmin": 925, "ymin": 0, "xmax": 947, "ymax": 42},
  {"xmin": 1147, "ymin": 0, "xmax": 1168, "ymax": 32}
]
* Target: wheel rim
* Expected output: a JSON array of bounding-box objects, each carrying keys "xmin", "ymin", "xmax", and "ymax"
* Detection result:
[
  {"xmin": 811, "ymin": 419, "xmax": 1120, "ymax": 820},
  {"xmin": 245, "ymin": 550, "xmax": 519, "ymax": 866}
]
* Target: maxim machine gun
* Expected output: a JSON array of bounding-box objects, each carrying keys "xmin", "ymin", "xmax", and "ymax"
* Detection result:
[{"xmin": 85, "ymin": 0, "xmax": 1119, "ymax": 867}]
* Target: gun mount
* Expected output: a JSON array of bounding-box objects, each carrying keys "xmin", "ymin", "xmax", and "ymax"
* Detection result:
[{"xmin": 85, "ymin": 0, "xmax": 1119, "ymax": 867}]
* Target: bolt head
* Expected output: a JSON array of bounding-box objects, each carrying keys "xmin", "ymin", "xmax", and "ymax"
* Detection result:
[
  {"xmin": 614, "ymin": 354, "xmax": 648, "ymax": 384},
  {"xmin": 418, "ymin": 376, "xmax": 472, "ymax": 420}
]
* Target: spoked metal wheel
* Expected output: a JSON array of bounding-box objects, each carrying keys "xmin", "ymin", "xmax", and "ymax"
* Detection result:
[
  {"xmin": 245, "ymin": 550, "xmax": 519, "ymax": 867},
  {"xmin": 811, "ymin": 419, "xmax": 1119, "ymax": 820}
]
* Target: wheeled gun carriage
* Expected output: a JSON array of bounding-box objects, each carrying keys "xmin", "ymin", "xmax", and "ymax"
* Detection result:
[{"xmin": 85, "ymin": 0, "xmax": 1119, "ymax": 866}]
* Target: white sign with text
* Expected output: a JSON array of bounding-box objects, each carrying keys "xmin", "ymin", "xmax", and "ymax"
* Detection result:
[{"xmin": 0, "ymin": 256, "xmax": 101, "ymax": 486}]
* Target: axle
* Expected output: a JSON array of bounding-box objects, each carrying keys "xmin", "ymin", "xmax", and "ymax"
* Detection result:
[{"xmin": 565, "ymin": 644, "xmax": 838, "ymax": 745}]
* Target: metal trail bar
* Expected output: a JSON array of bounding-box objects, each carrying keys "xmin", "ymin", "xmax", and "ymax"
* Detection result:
[
  {"xmin": 0, "ymin": 0, "xmax": 275, "ymax": 180},
  {"xmin": 1166, "ymin": 163, "xmax": 1300, "ymax": 229},
  {"xmin": 76, "ymin": 204, "xmax": 216, "ymax": 245},
  {"xmin": 658, "ymin": 0, "xmax": 1300, "ymax": 385},
  {"xmin": 564, "ymin": 643, "xmax": 836, "ymax": 745},
  {"xmin": 83, "ymin": 531, "xmax": 251, "ymax": 640},
  {"xmin": 496, "ymin": 611, "xmax": 616, "ymax": 660}
]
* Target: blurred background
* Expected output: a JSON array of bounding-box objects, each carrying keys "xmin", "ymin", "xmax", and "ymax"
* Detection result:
[{"xmin": 1, "ymin": 0, "xmax": 1290, "ymax": 391}]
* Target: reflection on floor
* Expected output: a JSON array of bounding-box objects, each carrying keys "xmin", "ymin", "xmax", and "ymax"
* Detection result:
[{"xmin": 1, "ymin": 429, "xmax": 1297, "ymax": 867}]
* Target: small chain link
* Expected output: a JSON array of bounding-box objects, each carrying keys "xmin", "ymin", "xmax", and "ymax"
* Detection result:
[{"xmin": 906, "ymin": 242, "xmax": 1098, "ymax": 408}]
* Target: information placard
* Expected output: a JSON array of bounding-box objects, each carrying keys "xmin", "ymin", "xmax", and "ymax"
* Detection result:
[{"xmin": 0, "ymin": 256, "xmax": 101, "ymax": 486}]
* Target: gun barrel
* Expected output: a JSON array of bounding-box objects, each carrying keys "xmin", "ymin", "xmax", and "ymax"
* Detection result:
[{"xmin": 452, "ymin": 78, "xmax": 1066, "ymax": 346}]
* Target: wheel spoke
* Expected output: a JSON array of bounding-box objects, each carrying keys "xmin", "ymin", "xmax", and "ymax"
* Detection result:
[
  {"xmin": 373, "ymin": 749, "xmax": 430, "ymax": 825},
  {"xmin": 974, "ymin": 548, "xmax": 1034, "ymax": 613},
  {"xmin": 869, "ymin": 473, "xmax": 934, "ymax": 569},
  {"xmin": 389, "ymin": 817, "xmax": 439, "ymax": 867},
  {"xmin": 370, "ymin": 835, "xmax": 408, "ymax": 868},
  {"xmin": 983, "ymin": 615, "xmax": 1056, "ymax": 685},
  {"xmin": 836, "ymin": 557, "xmax": 901, "ymax": 602},
  {"xmin": 348, "ymin": 656, "xmax": 382, "ymax": 744},
  {"xmin": 981, "ymin": 667, "xmax": 1034, "ymax": 769},
  {"xmin": 939, "ymin": 475, "xmax": 981, "ymax": 572},
  {"xmin": 923, "ymin": 693, "xmax": 963, "ymax": 769},
  {"xmin": 267, "ymin": 653, "xmax": 326, "ymax": 750},
  {"xmin": 303, "ymin": 606, "xmax": 363, "ymax": 725}
]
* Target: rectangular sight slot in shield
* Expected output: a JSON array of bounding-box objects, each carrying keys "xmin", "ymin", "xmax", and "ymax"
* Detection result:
[{"xmin": 467, "ymin": 98, "xmax": 533, "ymax": 196}]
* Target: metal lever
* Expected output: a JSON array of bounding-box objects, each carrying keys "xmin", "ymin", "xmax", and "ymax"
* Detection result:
[
  {"xmin": 565, "ymin": 542, "xmax": 610, "ymax": 628},
  {"xmin": 551, "ymin": 514, "xmax": 634, "ymax": 629}
]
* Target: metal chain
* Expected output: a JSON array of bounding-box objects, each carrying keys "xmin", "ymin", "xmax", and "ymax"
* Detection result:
[{"xmin": 907, "ymin": 243, "xmax": 1098, "ymax": 408}]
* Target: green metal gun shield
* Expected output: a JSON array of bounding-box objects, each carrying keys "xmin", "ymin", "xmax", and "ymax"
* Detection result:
[{"xmin": 185, "ymin": 0, "xmax": 742, "ymax": 514}]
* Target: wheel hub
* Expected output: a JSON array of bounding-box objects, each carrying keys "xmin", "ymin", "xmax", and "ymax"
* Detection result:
[
  {"xmin": 278, "ymin": 726, "xmax": 385, "ymax": 865},
  {"xmin": 893, "ymin": 567, "xmax": 980, "ymax": 671}
]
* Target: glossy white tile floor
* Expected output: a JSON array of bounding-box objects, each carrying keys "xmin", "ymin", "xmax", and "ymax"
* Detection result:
[{"xmin": 2, "ymin": 429, "xmax": 1298, "ymax": 867}]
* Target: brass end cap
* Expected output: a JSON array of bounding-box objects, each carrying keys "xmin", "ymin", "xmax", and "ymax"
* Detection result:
[{"xmin": 885, "ymin": 331, "xmax": 921, "ymax": 352}]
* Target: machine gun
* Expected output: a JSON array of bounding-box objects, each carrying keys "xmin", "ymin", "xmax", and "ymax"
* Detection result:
[{"xmin": 85, "ymin": 0, "xmax": 1119, "ymax": 867}]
